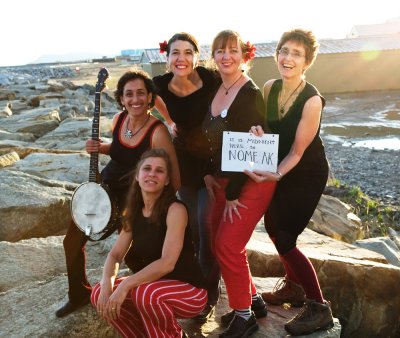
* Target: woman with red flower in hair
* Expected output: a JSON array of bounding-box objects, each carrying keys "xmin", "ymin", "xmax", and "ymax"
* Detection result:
[
  {"xmin": 202, "ymin": 30, "xmax": 276, "ymax": 337},
  {"xmin": 153, "ymin": 32, "xmax": 221, "ymax": 324}
]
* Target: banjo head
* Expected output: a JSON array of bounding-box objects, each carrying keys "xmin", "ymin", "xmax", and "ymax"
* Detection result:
[{"xmin": 71, "ymin": 182, "xmax": 112, "ymax": 235}]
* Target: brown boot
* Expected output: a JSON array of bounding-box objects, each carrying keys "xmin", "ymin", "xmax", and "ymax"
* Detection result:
[
  {"xmin": 262, "ymin": 277, "xmax": 306, "ymax": 307},
  {"xmin": 284, "ymin": 299, "xmax": 334, "ymax": 336}
]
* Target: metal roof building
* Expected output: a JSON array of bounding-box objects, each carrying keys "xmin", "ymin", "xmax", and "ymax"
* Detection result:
[{"xmin": 137, "ymin": 36, "xmax": 400, "ymax": 94}]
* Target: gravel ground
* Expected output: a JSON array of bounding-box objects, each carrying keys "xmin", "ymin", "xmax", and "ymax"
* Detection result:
[
  {"xmin": 323, "ymin": 139, "xmax": 399, "ymax": 206},
  {"xmin": 320, "ymin": 89, "xmax": 400, "ymax": 208}
]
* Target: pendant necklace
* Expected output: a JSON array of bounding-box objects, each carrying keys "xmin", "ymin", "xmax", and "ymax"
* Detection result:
[
  {"xmin": 124, "ymin": 114, "xmax": 150, "ymax": 138},
  {"xmin": 279, "ymin": 80, "xmax": 303, "ymax": 116},
  {"xmin": 221, "ymin": 74, "xmax": 243, "ymax": 95}
]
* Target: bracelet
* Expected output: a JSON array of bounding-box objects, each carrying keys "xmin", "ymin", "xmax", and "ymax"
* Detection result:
[{"xmin": 276, "ymin": 171, "xmax": 283, "ymax": 181}]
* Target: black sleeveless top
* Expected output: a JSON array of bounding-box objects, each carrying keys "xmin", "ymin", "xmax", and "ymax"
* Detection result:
[
  {"xmin": 265, "ymin": 80, "xmax": 329, "ymax": 233},
  {"xmin": 153, "ymin": 66, "xmax": 219, "ymax": 157},
  {"xmin": 266, "ymin": 80, "xmax": 326, "ymax": 166},
  {"xmin": 101, "ymin": 112, "xmax": 162, "ymax": 200},
  {"xmin": 124, "ymin": 200, "xmax": 206, "ymax": 289},
  {"xmin": 153, "ymin": 66, "xmax": 220, "ymax": 188}
]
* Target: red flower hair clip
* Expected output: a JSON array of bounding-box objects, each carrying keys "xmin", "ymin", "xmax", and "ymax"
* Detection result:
[
  {"xmin": 159, "ymin": 40, "xmax": 168, "ymax": 54},
  {"xmin": 244, "ymin": 41, "xmax": 256, "ymax": 61}
]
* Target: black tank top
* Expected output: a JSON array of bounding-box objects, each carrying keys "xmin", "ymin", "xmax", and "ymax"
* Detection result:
[
  {"xmin": 101, "ymin": 112, "xmax": 163, "ymax": 196},
  {"xmin": 124, "ymin": 200, "xmax": 206, "ymax": 289}
]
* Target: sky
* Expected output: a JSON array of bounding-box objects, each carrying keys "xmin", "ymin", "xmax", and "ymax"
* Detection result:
[{"xmin": 2, "ymin": 0, "xmax": 399, "ymax": 67}]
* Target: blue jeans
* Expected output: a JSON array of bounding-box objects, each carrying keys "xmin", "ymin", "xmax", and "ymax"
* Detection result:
[{"xmin": 178, "ymin": 186, "xmax": 221, "ymax": 305}]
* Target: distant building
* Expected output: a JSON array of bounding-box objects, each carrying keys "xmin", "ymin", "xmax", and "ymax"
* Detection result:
[
  {"xmin": 348, "ymin": 17, "xmax": 400, "ymax": 37},
  {"xmin": 121, "ymin": 49, "xmax": 144, "ymax": 56},
  {"xmin": 120, "ymin": 49, "xmax": 145, "ymax": 64},
  {"xmin": 92, "ymin": 57, "xmax": 116, "ymax": 63},
  {"xmin": 138, "ymin": 35, "xmax": 400, "ymax": 93}
]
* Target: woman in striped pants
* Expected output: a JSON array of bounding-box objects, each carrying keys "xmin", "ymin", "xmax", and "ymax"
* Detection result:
[{"xmin": 91, "ymin": 149, "xmax": 207, "ymax": 337}]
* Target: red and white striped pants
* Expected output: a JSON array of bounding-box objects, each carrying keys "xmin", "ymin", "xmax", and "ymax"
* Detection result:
[{"xmin": 91, "ymin": 278, "xmax": 207, "ymax": 338}]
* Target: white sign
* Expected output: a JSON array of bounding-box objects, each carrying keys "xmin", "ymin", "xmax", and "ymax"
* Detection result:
[{"xmin": 221, "ymin": 131, "xmax": 279, "ymax": 172}]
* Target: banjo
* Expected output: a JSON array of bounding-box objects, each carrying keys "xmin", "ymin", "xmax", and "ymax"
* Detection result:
[{"xmin": 70, "ymin": 68, "xmax": 119, "ymax": 241}]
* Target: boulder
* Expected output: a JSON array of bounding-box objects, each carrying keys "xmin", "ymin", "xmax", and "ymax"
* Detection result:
[
  {"xmin": 1, "ymin": 273, "xmax": 117, "ymax": 338},
  {"xmin": 310, "ymin": 194, "xmax": 364, "ymax": 243},
  {"xmin": 7, "ymin": 99, "xmax": 29, "ymax": 113},
  {"xmin": 34, "ymin": 117, "xmax": 112, "ymax": 150},
  {"xmin": 0, "ymin": 151, "xmax": 20, "ymax": 168},
  {"xmin": 0, "ymin": 107, "xmax": 60, "ymax": 137},
  {"xmin": 8, "ymin": 152, "xmax": 109, "ymax": 184},
  {"xmin": 0, "ymin": 129, "xmax": 36, "ymax": 142},
  {"xmin": 0, "ymin": 170, "xmax": 75, "ymax": 241},
  {"xmin": 1, "ymin": 271, "xmax": 340, "ymax": 338},
  {"xmin": 0, "ymin": 234, "xmax": 118, "ymax": 292},
  {"xmin": 0, "ymin": 101, "xmax": 12, "ymax": 117},
  {"xmin": 248, "ymin": 226, "xmax": 400, "ymax": 338},
  {"xmin": 355, "ymin": 237, "xmax": 400, "ymax": 267}
]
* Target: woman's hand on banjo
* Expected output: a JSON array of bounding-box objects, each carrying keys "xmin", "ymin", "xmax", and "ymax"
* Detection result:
[{"xmin": 86, "ymin": 139, "xmax": 101, "ymax": 153}]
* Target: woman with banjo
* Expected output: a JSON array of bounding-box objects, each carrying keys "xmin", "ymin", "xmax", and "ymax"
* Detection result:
[{"xmin": 56, "ymin": 67, "xmax": 180, "ymax": 318}]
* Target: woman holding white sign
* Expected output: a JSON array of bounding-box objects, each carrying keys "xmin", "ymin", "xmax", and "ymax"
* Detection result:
[
  {"xmin": 245, "ymin": 29, "xmax": 334, "ymax": 336},
  {"xmin": 202, "ymin": 30, "xmax": 276, "ymax": 338}
]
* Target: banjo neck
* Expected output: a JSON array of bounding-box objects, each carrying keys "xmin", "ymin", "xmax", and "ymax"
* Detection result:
[{"xmin": 89, "ymin": 68, "xmax": 109, "ymax": 183}]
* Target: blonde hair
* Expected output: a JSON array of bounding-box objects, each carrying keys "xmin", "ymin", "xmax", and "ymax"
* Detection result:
[{"xmin": 209, "ymin": 29, "xmax": 255, "ymax": 72}]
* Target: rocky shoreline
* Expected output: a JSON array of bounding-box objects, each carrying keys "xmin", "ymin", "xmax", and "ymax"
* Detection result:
[
  {"xmin": 323, "ymin": 138, "xmax": 399, "ymax": 206},
  {"xmin": 1, "ymin": 64, "xmax": 398, "ymax": 207}
]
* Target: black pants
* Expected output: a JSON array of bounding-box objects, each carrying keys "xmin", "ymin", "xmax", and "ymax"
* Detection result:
[{"xmin": 63, "ymin": 220, "xmax": 92, "ymax": 303}]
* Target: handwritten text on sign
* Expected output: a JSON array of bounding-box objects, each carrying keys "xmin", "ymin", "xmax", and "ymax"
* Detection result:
[{"xmin": 221, "ymin": 131, "xmax": 279, "ymax": 172}]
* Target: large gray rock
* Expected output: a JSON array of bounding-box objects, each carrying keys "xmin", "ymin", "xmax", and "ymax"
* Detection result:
[
  {"xmin": 0, "ymin": 107, "xmax": 60, "ymax": 137},
  {"xmin": 8, "ymin": 152, "xmax": 109, "ymax": 184},
  {"xmin": 1, "ymin": 272, "xmax": 117, "ymax": 338},
  {"xmin": 0, "ymin": 170, "xmax": 75, "ymax": 241},
  {"xmin": 248, "ymin": 226, "xmax": 400, "ymax": 338},
  {"xmin": 7, "ymin": 99, "xmax": 29, "ymax": 113},
  {"xmin": 1, "ymin": 271, "xmax": 340, "ymax": 338},
  {"xmin": 0, "ymin": 237, "xmax": 65, "ymax": 292},
  {"xmin": 0, "ymin": 129, "xmax": 36, "ymax": 142},
  {"xmin": 355, "ymin": 236, "xmax": 400, "ymax": 267},
  {"xmin": 0, "ymin": 234, "xmax": 118, "ymax": 292},
  {"xmin": 5, "ymin": 228, "xmax": 395, "ymax": 337},
  {"xmin": 34, "ymin": 117, "xmax": 112, "ymax": 150},
  {"xmin": 310, "ymin": 194, "xmax": 364, "ymax": 243}
]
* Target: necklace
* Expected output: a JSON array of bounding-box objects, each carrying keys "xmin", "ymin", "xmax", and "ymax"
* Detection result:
[
  {"xmin": 124, "ymin": 114, "xmax": 150, "ymax": 138},
  {"xmin": 221, "ymin": 74, "xmax": 243, "ymax": 95},
  {"xmin": 279, "ymin": 80, "xmax": 303, "ymax": 115}
]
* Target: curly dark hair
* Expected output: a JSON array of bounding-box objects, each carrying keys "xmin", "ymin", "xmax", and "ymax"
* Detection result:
[
  {"xmin": 114, "ymin": 68, "xmax": 157, "ymax": 109},
  {"xmin": 165, "ymin": 32, "xmax": 200, "ymax": 56},
  {"xmin": 275, "ymin": 29, "xmax": 320, "ymax": 68},
  {"xmin": 122, "ymin": 148, "xmax": 176, "ymax": 231}
]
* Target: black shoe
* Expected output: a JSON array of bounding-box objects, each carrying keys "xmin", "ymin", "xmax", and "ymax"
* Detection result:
[
  {"xmin": 55, "ymin": 297, "xmax": 90, "ymax": 318},
  {"xmin": 251, "ymin": 295, "xmax": 268, "ymax": 318},
  {"xmin": 219, "ymin": 313, "xmax": 259, "ymax": 338},
  {"xmin": 221, "ymin": 296, "xmax": 267, "ymax": 327},
  {"xmin": 193, "ymin": 304, "xmax": 215, "ymax": 324}
]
